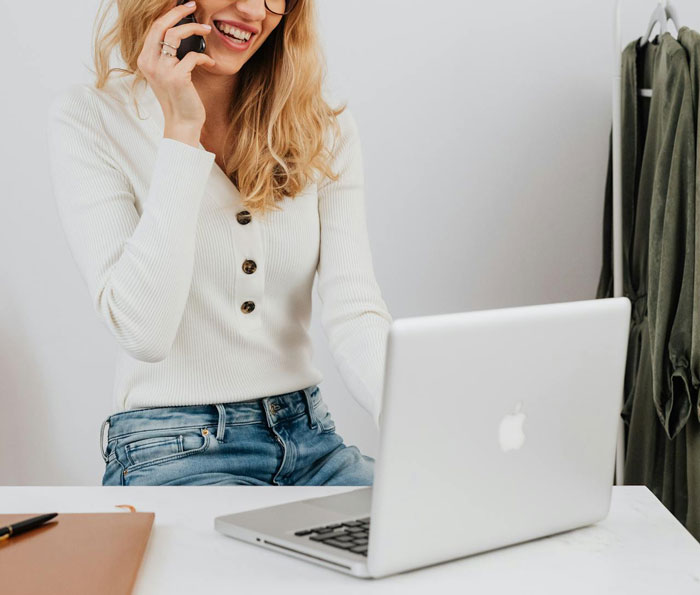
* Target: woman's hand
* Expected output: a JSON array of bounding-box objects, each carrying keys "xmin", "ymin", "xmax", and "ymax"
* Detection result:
[{"xmin": 136, "ymin": 1, "xmax": 216, "ymax": 146}]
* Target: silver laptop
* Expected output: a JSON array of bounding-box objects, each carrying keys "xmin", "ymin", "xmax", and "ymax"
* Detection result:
[{"xmin": 215, "ymin": 297, "xmax": 631, "ymax": 578}]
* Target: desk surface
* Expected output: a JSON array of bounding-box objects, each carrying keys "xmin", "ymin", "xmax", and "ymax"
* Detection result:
[{"xmin": 1, "ymin": 486, "xmax": 699, "ymax": 593}]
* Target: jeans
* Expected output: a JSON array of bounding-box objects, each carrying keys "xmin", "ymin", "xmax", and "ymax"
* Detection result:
[{"xmin": 100, "ymin": 384, "xmax": 374, "ymax": 486}]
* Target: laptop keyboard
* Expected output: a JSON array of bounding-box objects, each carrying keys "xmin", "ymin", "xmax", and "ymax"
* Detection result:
[{"xmin": 293, "ymin": 517, "xmax": 370, "ymax": 556}]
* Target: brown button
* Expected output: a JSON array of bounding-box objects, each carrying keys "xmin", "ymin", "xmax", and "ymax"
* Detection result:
[
  {"xmin": 241, "ymin": 301, "xmax": 255, "ymax": 314},
  {"xmin": 242, "ymin": 259, "xmax": 257, "ymax": 274},
  {"xmin": 236, "ymin": 210, "xmax": 252, "ymax": 225}
]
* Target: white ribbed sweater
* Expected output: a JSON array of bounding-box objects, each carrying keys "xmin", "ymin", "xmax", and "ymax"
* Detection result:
[{"xmin": 46, "ymin": 73, "xmax": 392, "ymax": 426}]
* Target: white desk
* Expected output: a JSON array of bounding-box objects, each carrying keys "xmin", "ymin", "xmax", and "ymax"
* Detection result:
[{"xmin": 1, "ymin": 486, "xmax": 699, "ymax": 593}]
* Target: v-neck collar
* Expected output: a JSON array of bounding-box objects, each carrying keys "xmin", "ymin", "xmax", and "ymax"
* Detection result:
[{"xmin": 119, "ymin": 73, "xmax": 243, "ymax": 207}]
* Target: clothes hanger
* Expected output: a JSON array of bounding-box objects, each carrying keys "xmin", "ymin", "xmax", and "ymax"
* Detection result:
[
  {"xmin": 639, "ymin": 3, "xmax": 668, "ymax": 46},
  {"xmin": 638, "ymin": 2, "xmax": 680, "ymax": 97},
  {"xmin": 665, "ymin": 2, "xmax": 680, "ymax": 32}
]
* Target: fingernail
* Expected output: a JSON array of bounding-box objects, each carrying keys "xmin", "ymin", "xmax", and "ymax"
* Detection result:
[
  {"xmin": 186, "ymin": 1, "xmax": 196, "ymax": 6},
  {"xmin": 202, "ymin": 24, "xmax": 211, "ymax": 29}
]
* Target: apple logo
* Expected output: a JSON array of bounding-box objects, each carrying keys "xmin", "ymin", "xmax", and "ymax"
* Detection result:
[{"xmin": 499, "ymin": 401, "xmax": 526, "ymax": 452}]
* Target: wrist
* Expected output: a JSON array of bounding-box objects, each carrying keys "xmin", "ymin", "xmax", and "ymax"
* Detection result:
[{"xmin": 163, "ymin": 121, "xmax": 203, "ymax": 148}]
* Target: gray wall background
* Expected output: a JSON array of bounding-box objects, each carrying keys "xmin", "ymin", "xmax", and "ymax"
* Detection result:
[{"xmin": 2, "ymin": 0, "xmax": 692, "ymax": 484}]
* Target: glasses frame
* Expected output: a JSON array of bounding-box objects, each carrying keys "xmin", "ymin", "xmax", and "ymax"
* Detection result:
[{"xmin": 264, "ymin": 0, "xmax": 298, "ymax": 16}]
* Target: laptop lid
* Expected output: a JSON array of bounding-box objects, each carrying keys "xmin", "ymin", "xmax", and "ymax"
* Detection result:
[{"xmin": 367, "ymin": 297, "xmax": 630, "ymax": 578}]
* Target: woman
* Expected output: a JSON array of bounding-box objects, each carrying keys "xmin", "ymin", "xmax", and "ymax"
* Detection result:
[{"xmin": 46, "ymin": 0, "xmax": 392, "ymax": 486}]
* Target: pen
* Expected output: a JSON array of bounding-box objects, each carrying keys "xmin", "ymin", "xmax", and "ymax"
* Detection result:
[{"xmin": 0, "ymin": 513, "xmax": 58, "ymax": 542}]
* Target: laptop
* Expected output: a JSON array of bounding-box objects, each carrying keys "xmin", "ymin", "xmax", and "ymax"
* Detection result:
[{"xmin": 214, "ymin": 297, "xmax": 631, "ymax": 578}]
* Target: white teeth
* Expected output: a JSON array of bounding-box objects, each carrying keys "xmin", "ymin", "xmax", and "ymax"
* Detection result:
[{"xmin": 216, "ymin": 22, "xmax": 252, "ymax": 41}]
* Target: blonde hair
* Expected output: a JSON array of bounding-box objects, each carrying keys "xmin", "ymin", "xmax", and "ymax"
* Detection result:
[{"xmin": 91, "ymin": 0, "xmax": 345, "ymax": 215}]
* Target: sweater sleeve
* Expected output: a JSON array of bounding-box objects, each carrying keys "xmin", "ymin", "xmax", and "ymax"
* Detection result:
[
  {"xmin": 316, "ymin": 108, "xmax": 393, "ymax": 428},
  {"xmin": 47, "ymin": 84, "xmax": 215, "ymax": 362}
]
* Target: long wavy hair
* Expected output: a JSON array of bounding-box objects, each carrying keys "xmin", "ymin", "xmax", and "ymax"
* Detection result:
[{"xmin": 91, "ymin": 0, "xmax": 345, "ymax": 215}]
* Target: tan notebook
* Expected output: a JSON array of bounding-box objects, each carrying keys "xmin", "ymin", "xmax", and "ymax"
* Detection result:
[{"xmin": 0, "ymin": 510, "xmax": 154, "ymax": 595}]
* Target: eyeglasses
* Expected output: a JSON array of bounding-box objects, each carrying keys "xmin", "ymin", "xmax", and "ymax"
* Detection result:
[{"xmin": 264, "ymin": 0, "xmax": 298, "ymax": 16}]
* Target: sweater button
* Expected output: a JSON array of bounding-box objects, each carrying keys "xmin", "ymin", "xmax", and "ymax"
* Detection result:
[
  {"xmin": 242, "ymin": 259, "xmax": 257, "ymax": 274},
  {"xmin": 236, "ymin": 210, "xmax": 252, "ymax": 225},
  {"xmin": 241, "ymin": 301, "xmax": 255, "ymax": 314}
]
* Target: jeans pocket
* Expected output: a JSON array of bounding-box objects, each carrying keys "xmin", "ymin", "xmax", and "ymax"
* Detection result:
[
  {"xmin": 102, "ymin": 455, "xmax": 126, "ymax": 486},
  {"xmin": 313, "ymin": 397, "xmax": 336, "ymax": 434},
  {"xmin": 122, "ymin": 427, "xmax": 212, "ymax": 471}
]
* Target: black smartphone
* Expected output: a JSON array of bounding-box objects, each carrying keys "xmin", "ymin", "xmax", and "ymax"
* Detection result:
[{"xmin": 174, "ymin": 0, "xmax": 206, "ymax": 60}]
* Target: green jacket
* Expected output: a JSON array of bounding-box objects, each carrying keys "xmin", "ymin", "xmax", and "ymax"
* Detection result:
[
  {"xmin": 597, "ymin": 32, "xmax": 699, "ymax": 541},
  {"xmin": 597, "ymin": 33, "xmax": 696, "ymax": 441},
  {"xmin": 678, "ymin": 26, "xmax": 700, "ymax": 425}
]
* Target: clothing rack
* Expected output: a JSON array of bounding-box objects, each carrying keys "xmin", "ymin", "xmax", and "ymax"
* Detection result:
[
  {"xmin": 612, "ymin": 0, "xmax": 626, "ymax": 486},
  {"xmin": 611, "ymin": 0, "xmax": 672, "ymax": 485}
]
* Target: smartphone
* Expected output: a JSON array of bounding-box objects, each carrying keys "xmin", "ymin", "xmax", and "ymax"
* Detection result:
[{"xmin": 174, "ymin": 0, "xmax": 206, "ymax": 60}]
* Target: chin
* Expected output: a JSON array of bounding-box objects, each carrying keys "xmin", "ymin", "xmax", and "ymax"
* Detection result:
[
  {"xmin": 217, "ymin": 62, "xmax": 245, "ymax": 75},
  {"xmin": 204, "ymin": 58, "xmax": 244, "ymax": 75}
]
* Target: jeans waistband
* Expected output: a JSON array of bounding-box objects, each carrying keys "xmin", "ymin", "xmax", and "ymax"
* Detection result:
[{"xmin": 99, "ymin": 385, "xmax": 321, "ymax": 463}]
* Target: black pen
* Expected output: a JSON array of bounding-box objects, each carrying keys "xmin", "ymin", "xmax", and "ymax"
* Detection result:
[{"xmin": 0, "ymin": 513, "xmax": 58, "ymax": 542}]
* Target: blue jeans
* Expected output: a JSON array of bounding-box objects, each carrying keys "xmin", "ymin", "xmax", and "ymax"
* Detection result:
[{"xmin": 100, "ymin": 384, "xmax": 374, "ymax": 486}]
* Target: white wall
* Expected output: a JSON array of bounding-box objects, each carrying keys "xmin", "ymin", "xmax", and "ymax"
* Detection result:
[{"xmin": 2, "ymin": 0, "xmax": 691, "ymax": 484}]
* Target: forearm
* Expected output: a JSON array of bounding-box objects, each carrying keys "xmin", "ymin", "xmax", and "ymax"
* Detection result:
[{"xmin": 92, "ymin": 137, "xmax": 214, "ymax": 361}]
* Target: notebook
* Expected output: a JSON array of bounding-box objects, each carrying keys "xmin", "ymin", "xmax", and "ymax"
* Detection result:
[{"xmin": 0, "ymin": 510, "xmax": 154, "ymax": 595}]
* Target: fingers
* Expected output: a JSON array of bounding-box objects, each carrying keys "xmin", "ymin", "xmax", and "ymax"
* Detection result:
[
  {"xmin": 174, "ymin": 51, "xmax": 217, "ymax": 75},
  {"xmin": 162, "ymin": 22, "xmax": 212, "ymax": 51},
  {"xmin": 138, "ymin": 2, "xmax": 200, "ymax": 72},
  {"xmin": 150, "ymin": 1, "xmax": 199, "ymax": 47},
  {"xmin": 137, "ymin": 0, "xmax": 217, "ymax": 104}
]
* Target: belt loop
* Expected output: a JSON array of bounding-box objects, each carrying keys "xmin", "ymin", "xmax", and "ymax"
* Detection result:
[
  {"xmin": 215, "ymin": 404, "xmax": 226, "ymax": 442},
  {"xmin": 302, "ymin": 387, "xmax": 317, "ymax": 430},
  {"xmin": 259, "ymin": 398, "xmax": 275, "ymax": 428},
  {"xmin": 99, "ymin": 417, "xmax": 110, "ymax": 463}
]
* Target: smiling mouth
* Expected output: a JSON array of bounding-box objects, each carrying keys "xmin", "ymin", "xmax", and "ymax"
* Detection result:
[{"xmin": 213, "ymin": 21, "xmax": 255, "ymax": 44}]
